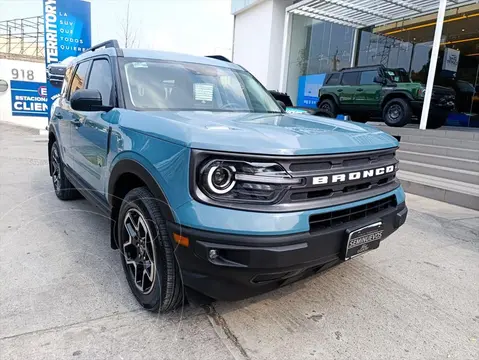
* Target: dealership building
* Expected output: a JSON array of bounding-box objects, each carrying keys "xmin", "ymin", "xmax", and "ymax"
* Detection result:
[{"xmin": 232, "ymin": 0, "xmax": 479, "ymax": 129}]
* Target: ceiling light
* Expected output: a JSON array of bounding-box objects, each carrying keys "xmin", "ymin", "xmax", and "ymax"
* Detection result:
[{"xmin": 384, "ymin": 13, "xmax": 479, "ymax": 36}]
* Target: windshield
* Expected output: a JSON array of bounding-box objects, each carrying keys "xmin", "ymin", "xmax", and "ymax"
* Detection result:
[
  {"xmin": 385, "ymin": 68, "xmax": 411, "ymax": 83},
  {"xmin": 122, "ymin": 59, "xmax": 282, "ymax": 113}
]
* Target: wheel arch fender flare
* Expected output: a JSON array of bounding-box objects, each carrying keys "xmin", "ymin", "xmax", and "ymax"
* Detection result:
[
  {"xmin": 381, "ymin": 91, "xmax": 414, "ymax": 109},
  {"xmin": 318, "ymin": 93, "xmax": 340, "ymax": 108},
  {"xmin": 108, "ymin": 158, "xmax": 175, "ymax": 223}
]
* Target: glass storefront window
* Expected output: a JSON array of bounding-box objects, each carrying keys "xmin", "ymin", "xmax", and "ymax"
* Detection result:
[
  {"xmin": 357, "ymin": 8, "xmax": 479, "ymax": 127},
  {"xmin": 285, "ymin": 14, "xmax": 355, "ymax": 107}
]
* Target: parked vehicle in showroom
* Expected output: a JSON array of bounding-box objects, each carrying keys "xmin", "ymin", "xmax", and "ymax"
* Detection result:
[
  {"xmin": 48, "ymin": 40, "xmax": 408, "ymax": 312},
  {"xmin": 269, "ymin": 90, "xmax": 333, "ymax": 117},
  {"xmin": 318, "ymin": 65, "xmax": 455, "ymax": 128}
]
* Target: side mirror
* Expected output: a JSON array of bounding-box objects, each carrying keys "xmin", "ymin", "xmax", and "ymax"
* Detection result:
[
  {"xmin": 70, "ymin": 89, "xmax": 112, "ymax": 112},
  {"xmin": 277, "ymin": 100, "xmax": 286, "ymax": 110},
  {"xmin": 374, "ymin": 76, "xmax": 385, "ymax": 85}
]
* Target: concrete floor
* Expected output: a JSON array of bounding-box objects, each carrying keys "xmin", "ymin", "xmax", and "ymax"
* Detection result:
[{"xmin": 0, "ymin": 123, "xmax": 478, "ymax": 360}]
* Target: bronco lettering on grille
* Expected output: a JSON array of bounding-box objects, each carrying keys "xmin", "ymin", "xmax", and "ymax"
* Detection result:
[{"xmin": 312, "ymin": 165, "xmax": 395, "ymax": 185}]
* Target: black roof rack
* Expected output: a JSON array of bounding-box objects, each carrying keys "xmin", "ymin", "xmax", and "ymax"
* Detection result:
[
  {"xmin": 206, "ymin": 55, "xmax": 231, "ymax": 62},
  {"xmin": 339, "ymin": 64, "xmax": 385, "ymax": 71},
  {"xmin": 86, "ymin": 39, "xmax": 123, "ymax": 56}
]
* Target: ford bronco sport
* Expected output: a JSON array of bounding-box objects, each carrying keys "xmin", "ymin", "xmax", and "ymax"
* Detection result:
[
  {"xmin": 48, "ymin": 40, "xmax": 408, "ymax": 312},
  {"xmin": 318, "ymin": 65, "xmax": 455, "ymax": 129}
]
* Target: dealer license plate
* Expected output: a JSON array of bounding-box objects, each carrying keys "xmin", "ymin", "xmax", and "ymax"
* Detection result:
[{"xmin": 342, "ymin": 222, "xmax": 384, "ymax": 260}]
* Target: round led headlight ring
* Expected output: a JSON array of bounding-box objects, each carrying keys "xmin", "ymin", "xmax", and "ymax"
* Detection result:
[{"xmin": 206, "ymin": 165, "xmax": 236, "ymax": 194}]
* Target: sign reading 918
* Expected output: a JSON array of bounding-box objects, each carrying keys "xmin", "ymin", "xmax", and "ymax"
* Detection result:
[{"xmin": 11, "ymin": 68, "xmax": 35, "ymax": 81}]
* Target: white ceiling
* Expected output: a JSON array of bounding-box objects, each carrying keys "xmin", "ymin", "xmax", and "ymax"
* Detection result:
[{"xmin": 288, "ymin": 0, "xmax": 479, "ymax": 28}]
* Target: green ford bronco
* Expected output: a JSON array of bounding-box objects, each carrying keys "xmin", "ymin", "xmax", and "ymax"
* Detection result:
[{"xmin": 318, "ymin": 65, "xmax": 455, "ymax": 129}]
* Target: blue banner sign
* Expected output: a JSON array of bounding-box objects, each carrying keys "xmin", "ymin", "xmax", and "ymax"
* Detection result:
[
  {"xmin": 297, "ymin": 73, "xmax": 326, "ymax": 108},
  {"xmin": 43, "ymin": 0, "xmax": 91, "ymax": 114},
  {"xmin": 10, "ymin": 80, "xmax": 48, "ymax": 117}
]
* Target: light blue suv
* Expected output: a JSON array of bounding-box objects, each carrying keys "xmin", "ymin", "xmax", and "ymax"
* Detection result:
[{"xmin": 48, "ymin": 40, "xmax": 407, "ymax": 312}]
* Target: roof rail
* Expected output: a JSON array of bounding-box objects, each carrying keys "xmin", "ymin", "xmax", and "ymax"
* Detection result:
[
  {"xmin": 339, "ymin": 64, "xmax": 384, "ymax": 71},
  {"xmin": 86, "ymin": 39, "xmax": 123, "ymax": 56},
  {"xmin": 206, "ymin": 55, "xmax": 231, "ymax": 62}
]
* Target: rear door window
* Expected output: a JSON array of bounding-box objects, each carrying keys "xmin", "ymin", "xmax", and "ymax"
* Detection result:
[
  {"xmin": 341, "ymin": 72, "xmax": 360, "ymax": 86},
  {"xmin": 360, "ymin": 70, "xmax": 378, "ymax": 85}
]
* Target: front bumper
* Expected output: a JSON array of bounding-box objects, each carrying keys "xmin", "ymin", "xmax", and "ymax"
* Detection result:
[
  {"xmin": 167, "ymin": 201, "xmax": 407, "ymax": 301},
  {"xmin": 411, "ymin": 100, "xmax": 454, "ymax": 116}
]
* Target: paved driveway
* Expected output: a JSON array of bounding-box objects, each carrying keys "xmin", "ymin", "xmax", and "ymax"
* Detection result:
[{"xmin": 0, "ymin": 123, "xmax": 478, "ymax": 360}]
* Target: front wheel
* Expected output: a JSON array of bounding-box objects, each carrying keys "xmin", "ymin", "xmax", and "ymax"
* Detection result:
[
  {"xmin": 118, "ymin": 187, "xmax": 183, "ymax": 312},
  {"xmin": 382, "ymin": 98, "xmax": 412, "ymax": 127},
  {"xmin": 318, "ymin": 99, "xmax": 338, "ymax": 117}
]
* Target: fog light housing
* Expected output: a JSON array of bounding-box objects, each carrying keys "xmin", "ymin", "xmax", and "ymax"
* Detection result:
[{"xmin": 208, "ymin": 249, "xmax": 219, "ymax": 260}]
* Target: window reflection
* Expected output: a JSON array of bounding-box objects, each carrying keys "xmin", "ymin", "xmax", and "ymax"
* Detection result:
[
  {"xmin": 286, "ymin": 15, "xmax": 355, "ymax": 106},
  {"xmin": 357, "ymin": 8, "xmax": 479, "ymax": 127},
  {"xmin": 285, "ymin": 8, "xmax": 479, "ymax": 127}
]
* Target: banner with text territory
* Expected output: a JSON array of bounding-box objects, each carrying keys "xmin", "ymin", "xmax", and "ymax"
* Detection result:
[{"xmin": 43, "ymin": 0, "xmax": 91, "ymax": 116}]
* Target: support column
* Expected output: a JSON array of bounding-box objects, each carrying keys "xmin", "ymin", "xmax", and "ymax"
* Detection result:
[
  {"xmin": 279, "ymin": 11, "xmax": 292, "ymax": 92},
  {"xmin": 350, "ymin": 28, "xmax": 359, "ymax": 67},
  {"xmin": 419, "ymin": 0, "xmax": 447, "ymax": 130}
]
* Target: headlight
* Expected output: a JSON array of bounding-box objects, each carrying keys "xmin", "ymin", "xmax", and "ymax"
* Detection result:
[
  {"xmin": 418, "ymin": 87, "xmax": 426, "ymax": 98},
  {"xmin": 196, "ymin": 157, "xmax": 303, "ymax": 205},
  {"xmin": 205, "ymin": 164, "xmax": 236, "ymax": 194}
]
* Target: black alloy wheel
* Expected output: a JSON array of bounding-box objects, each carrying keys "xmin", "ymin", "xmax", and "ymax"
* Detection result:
[
  {"xmin": 118, "ymin": 187, "xmax": 183, "ymax": 312},
  {"xmin": 51, "ymin": 144, "xmax": 61, "ymax": 193},
  {"xmin": 50, "ymin": 141, "xmax": 79, "ymax": 200},
  {"xmin": 387, "ymin": 104, "xmax": 402, "ymax": 122},
  {"xmin": 382, "ymin": 98, "xmax": 412, "ymax": 127},
  {"xmin": 122, "ymin": 208, "xmax": 157, "ymax": 295},
  {"xmin": 320, "ymin": 102, "xmax": 332, "ymax": 112},
  {"xmin": 318, "ymin": 99, "xmax": 338, "ymax": 117}
]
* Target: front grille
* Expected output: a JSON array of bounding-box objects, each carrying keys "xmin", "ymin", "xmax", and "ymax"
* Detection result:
[
  {"xmin": 288, "ymin": 151, "xmax": 395, "ymax": 172},
  {"xmin": 309, "ymin": 195, "xmax": 397, "ymax": 232},
  {"xmin": 191, "ymin": 148, "xmax": 400, "ymax": 213},
  {"xmin": 432, "ymin": 88, "xmax": 456, "ymax": 106},
  {"xmin": 286, "ymin": 148, "xmax": 398, "ymax": 203}
]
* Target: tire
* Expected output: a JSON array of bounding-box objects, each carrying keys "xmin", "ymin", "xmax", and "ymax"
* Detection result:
[
  {"xmin": 50, "ymin": 141, "xmax": 79, "ymax": 200},
  {"xmin": 312, "ymin": 109, "xmax": 334, "ymax": 118},
  {"xmin": 382, "ymin": 98, "xmax": 412, "ymax": 127},
  {"xmin": 118, "ymin": 186, "xmax": 183, "ymax": 312},
  {"xmin": 318, "ymin": 98, "xmax": 338, "ymax": 117},
  {"xmin": 426, "ymin": 115, "xmax": 447, "ymax": 129}
]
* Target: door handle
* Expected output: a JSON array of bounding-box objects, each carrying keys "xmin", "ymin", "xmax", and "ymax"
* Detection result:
[
  {"xmin": 357, "ymin": 88, "xmax": 364, "ymax": 92},
  {"xmin": 55, "ymin": 113, "xmax": 63, "ymax": 119},
  {"xmin": 337, "ymin": 89, "xmax": 343, "ymax": 92}
]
